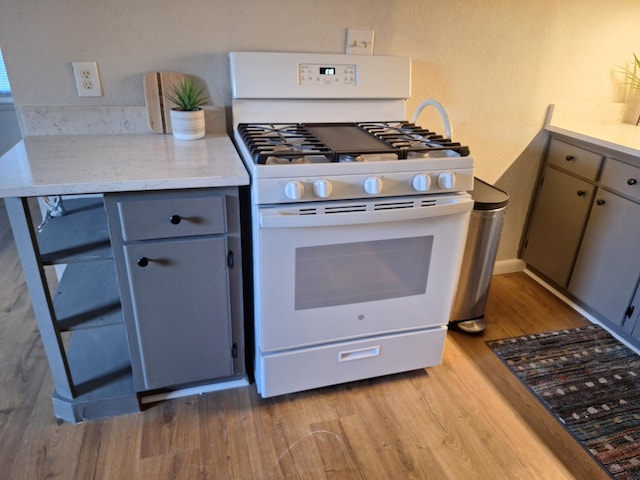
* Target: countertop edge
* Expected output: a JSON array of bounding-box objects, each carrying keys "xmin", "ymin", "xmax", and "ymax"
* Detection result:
[
  {"xmin": 0, "ymin": 133, "xmax": 250, "ymax": 198},
  {"xmin": 0, "ymin": 176, "xmax": 250, "ymax": 199},
  {"xmin": 544, "ymin": 102, "xmax": 640, "ymax": 161},
  {"xmin": 545, "ymin": 124, "xmax": 640, "ymax": 158}
]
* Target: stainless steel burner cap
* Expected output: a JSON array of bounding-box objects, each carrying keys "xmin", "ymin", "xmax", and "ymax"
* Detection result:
[
  {"xmin": 407, "ymin": 151, "xmax": 431, "ymax": 158},
  {"xmin": 339, "ymin": 154, "xmax": 364, "ymax": 163},
  {"xmin": 265, "ymin": 156, "xmax": 307, "ymax": 165}
]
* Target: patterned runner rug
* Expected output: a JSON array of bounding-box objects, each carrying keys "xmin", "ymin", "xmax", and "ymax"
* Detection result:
[{"xmin": 487, "ymin": 324, "xmax": 640, "ymax": 480}]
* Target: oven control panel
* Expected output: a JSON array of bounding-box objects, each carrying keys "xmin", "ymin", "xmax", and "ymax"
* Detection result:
[
  {"xmin": 255, "ymin": 168, "xmax": 474, "ymax": 204},
  {"xmin": 298, "ymin": 63, "xmax": 356, "ymax": 86}
]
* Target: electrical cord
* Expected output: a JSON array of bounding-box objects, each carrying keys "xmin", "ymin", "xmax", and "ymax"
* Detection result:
[{"xmin": 37, "ymin": 196, "xmax": 65, "ymax": 232}]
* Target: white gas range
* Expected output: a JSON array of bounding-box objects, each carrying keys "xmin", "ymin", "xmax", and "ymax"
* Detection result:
[{"xmin": 230, "ymin": 51, "xmax": 473, "ymax": 397}]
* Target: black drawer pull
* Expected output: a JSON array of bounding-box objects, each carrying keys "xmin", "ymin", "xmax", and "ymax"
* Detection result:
[
  {"xmin": 596, "ymin": 199, "xmax": 606, "ymax": 206},
  {"xmin": 169, "ymin": 214, "xmax": 182, "ymax": 225},
  {"xmin": 565, "ymin": 155, "xmax": 575, "ymax": 161},
  {"xmin": 577, "ymin": 190, "xmax": 586, "ymax": 196},
  {"xmin": 137, "ymin": 257, "xmax": 149, "ymax": 267},
  {"xmin": 628, "ymin": 178, "xmax": 638, "ymax": 186}
]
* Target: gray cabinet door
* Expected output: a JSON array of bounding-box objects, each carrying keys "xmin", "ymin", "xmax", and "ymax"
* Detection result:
[
  {"xmin": 568, "ymin": 189, "xmax": 640, "ymax": 326},
  {"xmin": 123, "ymin": 235, "xmax": 233, "ymax": 390},
  {"xmin": 629, "ymin": 286, "xmax": 640, "ymax": 338},
  {"xmin": 522, "ymin": 167, "xmax": 595, "ymax": 287}
]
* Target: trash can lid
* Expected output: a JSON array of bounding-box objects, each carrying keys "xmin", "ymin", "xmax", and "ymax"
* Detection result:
[{"xmin": 469, "ymin": 178, "xmax": 509, "ymax": 210}]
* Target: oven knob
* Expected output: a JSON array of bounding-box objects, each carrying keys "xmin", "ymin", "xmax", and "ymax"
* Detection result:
[
  {"xmin": 284, "ymin": 181, "xmax": 305, "ymax": 200},
  {"xmin": 363, "ymin": 176, "xmax": 383, "ymax": 195},
  {"xmin": 437, "ymin": 172, "xmax": 456, "ymax": 189},
  {"xmin": 313, "ymin": 179, "xmax": 333, "ymax": 198},
  {"xmin": 412, "ymin": 174, "xmax": 432, "ymax": 192}
]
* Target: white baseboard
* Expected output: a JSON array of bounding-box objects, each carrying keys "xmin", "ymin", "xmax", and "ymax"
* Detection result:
[
  {"xmin": 493, "ymin": 258, "xmax": 526, "ymax": 275},
  {"xmin": 524, "ymin": 269, "xmax": 640, "ymax": 355},
  {"xmin": 140, "ymin": 376, "xmax": 250, "ymax": 405}
]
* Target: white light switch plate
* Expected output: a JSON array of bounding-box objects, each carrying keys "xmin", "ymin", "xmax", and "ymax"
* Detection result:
[{"xmin": 346, "ymin": 28, "xmax": 375, "ymax": 55}]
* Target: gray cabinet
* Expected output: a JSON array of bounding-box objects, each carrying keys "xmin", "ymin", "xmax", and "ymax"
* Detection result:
[
  {"xmin": 105, "ymin": 188, "xmax": 245, "ymax": 392},
  {"xmin": 6, "ymin": 187, "xmax": 246, "ymax": 422},
  {"xmin": 524, "ymin": 137, "xmax": 640, "ymax": 345},
  {"xmin": 568, "ymin": 187, "xmax": 640, "ymax": 326},
  {"xmin": 629, "ymin": 287, "xmax": 640, "ymax": 338},
  {"xmin": 522, "ymin": 166, "xmax": 595, "ymax": 287},
  {"xmin": 567, "ymin": 156, "xmax": 640, "ymax": 333}
]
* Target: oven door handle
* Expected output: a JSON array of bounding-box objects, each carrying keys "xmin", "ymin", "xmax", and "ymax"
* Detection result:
[{"xmin": 260, "ymin": 198, "xmax": 472, "ymax": 229}]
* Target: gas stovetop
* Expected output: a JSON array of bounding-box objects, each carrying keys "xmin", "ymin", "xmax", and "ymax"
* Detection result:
[{"xmin": 237, "ymin": 121, "xmax": 470, "ymax": 165}]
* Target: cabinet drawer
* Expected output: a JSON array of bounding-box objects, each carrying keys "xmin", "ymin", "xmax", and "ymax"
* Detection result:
[
  {"xmin": 547, "ymin": 138, "xmax": 603, "ymax": 180},
  {"xmin": 601, "ymin": 158, "xmax": 640, "ymax": 202},
  {"xmin": 258, "ymin": 327, "xmax": 446, "ymax": 397},
  {"xmin": 117, "ymin": 193, "xmax": 227, "ymax": 241}
]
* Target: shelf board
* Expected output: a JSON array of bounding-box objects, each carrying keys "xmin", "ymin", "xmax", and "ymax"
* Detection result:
[
  {"xmin": 52, "ymin": 323, "xmax": 139, "ymax": 423},
  {"xmin": 37, "ymin": 197, "xmax": 112, "ymax": 264},
  {"xmin": 53, "ymin": 260, "xmax": 123, "ymax": 331}
]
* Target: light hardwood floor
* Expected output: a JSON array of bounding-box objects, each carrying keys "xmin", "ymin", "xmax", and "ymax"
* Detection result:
[{"xmin": 0, "ymin": 200, "xmax": 609, "ymax": 480}]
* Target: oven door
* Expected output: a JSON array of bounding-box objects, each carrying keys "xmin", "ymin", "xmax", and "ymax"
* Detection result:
[{"xmin": 256, "ymin": 193, "xmax": 473, "ymax": 352}]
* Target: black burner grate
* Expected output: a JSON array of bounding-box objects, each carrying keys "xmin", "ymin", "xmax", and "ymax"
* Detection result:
[
  {"xmin": 359, "ymin": 122, "xmax": 470, "ymax": 157},
  {"xmin": 237, "ymin": 124, "xmax": 331, "ymax": 164},
  {"xmin": 237, "ymin": 121, "xmax": 470, "ymax": 164}
]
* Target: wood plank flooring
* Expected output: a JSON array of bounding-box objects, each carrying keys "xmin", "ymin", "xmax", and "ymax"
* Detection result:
[{"xmin": 0, "ymin": 199, "xmax": 610, "ymax": 479}]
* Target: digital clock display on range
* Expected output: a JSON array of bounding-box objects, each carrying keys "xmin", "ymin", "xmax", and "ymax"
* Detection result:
[{"xmin": 319, "ymin": 67, "xmax": 336, "ymax": 76}]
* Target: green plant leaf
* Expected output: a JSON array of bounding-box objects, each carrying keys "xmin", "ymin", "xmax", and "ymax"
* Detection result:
[
  {"xmin": 167, "ymin": 76, "xmax": 210, "ymax": 111},
  {"xmin": 617, "ymin": 53, "xmax": 640, "ymax": 92}
]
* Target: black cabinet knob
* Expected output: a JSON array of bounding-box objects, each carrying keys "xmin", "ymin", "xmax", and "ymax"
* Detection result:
[
  {"xmin": 137, "ymin": 257, "xmax": 149, "ymax": 267},
  {"xmin": 628, "ymin": 178, "xmax": 638, "ymax": 186},
  {"xmin": 170, "ymin": 214, "xmax": 182, "ymax": 225},
  {"xmin": 577, "ymin": 190, "xmax": 586, "ymax": 196},
  {"xmin": 596, "ymin": 199, "xmax": 606, "ymax": 206},
  {"xmin": 565, "ymin": 155, "xmax": 575, "ymax": 161}
]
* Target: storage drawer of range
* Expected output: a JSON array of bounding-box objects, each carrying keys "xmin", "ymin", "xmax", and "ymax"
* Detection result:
[
  {"xmin": 116, "ymin": 192, "xmax": 227, "ymax": 241},
  {"xmin": 547, "ymin": 138, "xmax": 603, "ymax": 180},
  {"xmin": 601, "ymin": 158, "xmax": 640, "ymax": 202},
  {"xmin": 257, "ymin": 327, "xmax": 446, "ymax": 397}
]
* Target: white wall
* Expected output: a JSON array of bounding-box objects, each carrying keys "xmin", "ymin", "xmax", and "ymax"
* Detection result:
[
  {"xmin": 1, "ymin": 0, "xmax": 639, "ymax": 262},
  {"xmin": 0, "ymin": 103, "xmax": 21, "ymax": 155}
]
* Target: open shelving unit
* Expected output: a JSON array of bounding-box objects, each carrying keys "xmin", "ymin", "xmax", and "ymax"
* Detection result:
[{"xmin": 5, "ymin": 196, "xmax": 140, "ymax": 422}]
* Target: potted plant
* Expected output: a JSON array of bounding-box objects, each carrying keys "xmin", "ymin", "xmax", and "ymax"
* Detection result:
[
  {"xmin": 618, "ymin": 53, "xmax": 640, "ymax": 125},
  {"xmin": 620, "ymin": 53, "xmax": 640, "ymax": 91},
  {"xmin": 167, "ymin": 76, "xmax": 210, "ymax": 140}
]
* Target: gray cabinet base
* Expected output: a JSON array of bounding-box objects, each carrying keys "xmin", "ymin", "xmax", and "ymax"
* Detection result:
[{"xmin": 52, "ymin": 389, "xmax": 139, "ymax": 423}]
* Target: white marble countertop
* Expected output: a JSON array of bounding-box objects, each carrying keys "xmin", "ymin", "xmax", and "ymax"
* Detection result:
[
  {"xmin": 0, "ymin": 133, "xmax": 249, "ymax": 198},
  {"xmin": 545, "ymin": 103, "xmax": 640, "ymax": 161}
]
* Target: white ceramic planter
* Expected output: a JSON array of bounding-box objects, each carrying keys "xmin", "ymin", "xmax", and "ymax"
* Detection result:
[
  {"xmin": 622, "ymin": 90, "xmax": 640, "ymax": 126},
  {"xmin": 169, "ymin": 109, "xmax": 205, "ymax": 140},
  {"xmin": 623, "ymin": 102, "xmax": 640, "ymax": 126}
]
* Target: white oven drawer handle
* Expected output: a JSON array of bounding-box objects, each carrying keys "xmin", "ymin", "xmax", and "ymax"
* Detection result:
[
  {"xmin": 338, "ymin": 346, "xmax": 381, "ymax": 362},
  {"xmin": 260, "ymin": 198, "xmax": 472, "ymax": 229}
]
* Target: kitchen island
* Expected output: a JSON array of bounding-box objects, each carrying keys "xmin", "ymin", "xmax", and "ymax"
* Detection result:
[
  {"xmin": 523, "ymin": 103, "xmax": 640, "ymax": 347},
  {"xmin": 0, "ymin": 133, "xmax": 250, "ymax": 422}
]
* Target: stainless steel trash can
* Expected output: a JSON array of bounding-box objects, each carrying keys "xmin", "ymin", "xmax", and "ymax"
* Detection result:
[{"xmin": 450, "ymin": 178, "xmax": 508, "ymax": 334}]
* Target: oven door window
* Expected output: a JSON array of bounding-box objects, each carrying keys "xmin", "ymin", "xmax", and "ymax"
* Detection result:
[{"xmin": 295, "ymin": 236, "xmax": 432, "ymax": 310}]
